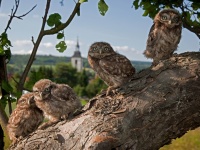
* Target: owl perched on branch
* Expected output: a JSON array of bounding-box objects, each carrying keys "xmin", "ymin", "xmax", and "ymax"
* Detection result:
[
  {"xmin": 88, "ymin": 42, "xmax": 135, "ymax": 96},
  {"xmin": 144, "ymin": 8, "xmax": 182, "ymax": 65},
  {"xmin": 33, "ymin": 79, "xmax": 82, "ymax": 129},
  {"xmin": 7, "ymin": 93, "xmax": 44, "ymax": 144}
]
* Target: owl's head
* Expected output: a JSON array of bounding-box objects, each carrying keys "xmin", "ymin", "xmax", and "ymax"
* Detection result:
[
  {"xmin": 88, "ymin": 42, "xmax": 115, "ymax": 59},
  {"xmin": 154, "ymin": 8, "xmax": 182, "ymax": 28},
  {"xmin": 17, "ymin": 93, "xmax": 36, "ymax": 109},
  {"xmin": 33, "ymin": 79, "xmax": 56, "ymax": 101}
]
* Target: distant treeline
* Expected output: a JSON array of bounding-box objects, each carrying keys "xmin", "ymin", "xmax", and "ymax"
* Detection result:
[{"xmin": 8, "ymin": 54, "xmax": 151, "ymax": 72}]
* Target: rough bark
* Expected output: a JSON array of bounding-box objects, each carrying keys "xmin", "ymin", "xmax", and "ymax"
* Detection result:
[{"xmin": 9, "ymin": 52, "xmax": 200, "ymax": 150}]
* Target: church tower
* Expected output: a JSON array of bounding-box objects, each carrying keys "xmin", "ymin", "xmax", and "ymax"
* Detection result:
[{"xmin": 71, "ymin": 37, "xmax": 83, "ymax": 72}]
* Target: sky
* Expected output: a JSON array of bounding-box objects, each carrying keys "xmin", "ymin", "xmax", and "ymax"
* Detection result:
[{"xmin": 0, "ymin": 0, "xmax": 199, "ymax": 61}]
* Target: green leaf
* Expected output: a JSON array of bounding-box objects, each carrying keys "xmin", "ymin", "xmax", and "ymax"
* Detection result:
[
  {"xmin": 55, "ymin": 41, "xmax": 67, "ymax": 52},
  {"xmin": 1, "ymin": 32, "xmax": 12, "ymax": 47},
  {"xmin": 5, "ymin": 49, "xmax": 11, "ymax": 62},
  {"xmin": 98, "ymin": 0, "xmax": 109, "ymax": 16},
  {"xmin": 133, "ymin": 0, "xmax": 139, "ymax": 9},
  {"xmin": 143, "ymin": 10, "xmax": 149, "ymax": 16},
  {"xmin": 2, "ymin": 80, "xmax": 13, "ymax": 93},
  {"xmin": 191, "ymin": 2, "xmax": 200, "ymax": 11},
  {"xmin": 57, "ymin": 33, "xmax": 64, "ymax": 39},
  {"xmin": 0, "ymin": 46, "xmax": 4, "ymax": 55},
  {"xmin": 79, "ymin": 0, "xmax": 87, "ymax": 3},
  {"xmin": 47, "ymin": 13, "xmax": 62, "ymax": 27}
]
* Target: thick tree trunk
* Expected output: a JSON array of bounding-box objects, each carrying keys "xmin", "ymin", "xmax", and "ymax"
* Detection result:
[
  {"xmin": 9, "ymin": 52, "xmax": 200, "ymax": 150},
  {"xmin": 0, "ymin": 125, "xmax": 4, "ymax": 150},
  {"xmin": 0, "ymin": 55, "xmax": 8, "ymax": 150}
]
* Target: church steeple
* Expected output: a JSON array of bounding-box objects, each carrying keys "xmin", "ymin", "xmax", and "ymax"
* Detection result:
[
  {"xmin": 75, "ymin": 37, "xmax": 80, "ymax": 51},
  {"xmin": 71, "ymin": 37, "xmax": 83, "ymax": 72}
]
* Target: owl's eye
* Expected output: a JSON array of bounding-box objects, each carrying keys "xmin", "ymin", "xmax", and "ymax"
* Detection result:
[
  {"xmin": 92, "ymin": 47, "xmax": 97, "ymax": 51},
  {"xmin": 173, "ymin": 17, "xmax": 179, "ymax": 23},
  {"xmin": 161, "ymin": 16, "xmax": 167, "ymax": 20},
  {"xmin": 44, "ymin": 87, "xmax": 50, "ymax": 92},
  {"xmin": 104, "ymin": 47, "xmax": 109, "ymax": 51}
]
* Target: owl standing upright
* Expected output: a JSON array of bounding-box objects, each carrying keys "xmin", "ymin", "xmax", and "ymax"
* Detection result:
[
  {"xmin": 33, "ymin": 79, "xmax": 82, "ymax": 129},
  {"xmin": 144, "ymin": 8, "xmax": 182, "ymax": 65},
  {"xmin": 88, "ymin": 42, "xmax": 135, "ymax": 96},
  {"xmin": 7, "ymin": 93, "xmax": 44, "ymax": 144}
]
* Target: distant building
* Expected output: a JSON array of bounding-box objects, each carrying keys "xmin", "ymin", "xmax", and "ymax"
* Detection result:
[{"xmin": 71, "ymin": 38, "xmax": 83, "ymax": 72}]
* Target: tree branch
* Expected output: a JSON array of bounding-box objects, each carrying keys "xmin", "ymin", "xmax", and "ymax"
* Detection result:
[
  {"xmin": 9, "ymin": 52, "xmax": 200, "ymax": 150},
  {"xmin": 17, "ymin": 0, "xmax": 51, "ymax": 93},
  {"xmin": 43, "ymin": 2, "xmax": 80, "ymax": 35},
  {"xmin": 4, "ymin": 0, "xmax": 37, "ymax": 33},
  {"xmin": 17, "ymin": 1, "xmax": 81, "ymax": 92}
]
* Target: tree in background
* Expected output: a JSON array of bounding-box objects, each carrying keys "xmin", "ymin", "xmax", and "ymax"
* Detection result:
[
  {"xmin": 86, "ymin": 76, "xmax": 107, "ymax": 98},
  {"xmin": 54, "ymin": 62, "xmax": 78, "ymax": 87},
  {"xmin": 25, "ymin": 66, "xmax": 54, "ymax": 90}
]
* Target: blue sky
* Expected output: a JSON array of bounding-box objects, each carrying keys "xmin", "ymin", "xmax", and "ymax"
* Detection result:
[{"xmin": 0, "ymin": 0, "xmax": 199, "ymax": 61}]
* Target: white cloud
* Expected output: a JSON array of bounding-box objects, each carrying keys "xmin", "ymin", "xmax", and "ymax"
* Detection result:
[
  {"xmin": 0, "ymin": 13, "xmax": 9, "ymax": 18},
  {"xmin": 65, "ymin": 40, "xmax": 76, "ymax": 46},
  {"xmin": 11, "ymin": 49, "xmax": 32, "ymax": 54},
  {"xmin": 13, "ymin": 40, "xmax": 32, "ymax": 47},
  {"xmin": 113, "ymin": 45, "xmax": 140, "ymax": 54},
  {"xmin": 41, "ymin": 42, "xmax": 54, "ymax": 48}
]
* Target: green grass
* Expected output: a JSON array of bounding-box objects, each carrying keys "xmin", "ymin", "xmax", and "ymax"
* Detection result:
[
  {"xmin": 160, "ymin": 128, "xmax": 200, "ymax": 150},
  {"xmin": 4, "ymin": 102, "xmax": 16, "ymax": 149}
]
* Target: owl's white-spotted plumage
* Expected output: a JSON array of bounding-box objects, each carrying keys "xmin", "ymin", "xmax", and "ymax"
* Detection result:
[
  {"xmin": 33, "ymin": 79, "xmax": 81, "ymax": 129},
  {"xmin": 144, "ymin": 8, "xmax": 182, "ymax": 65},
  {"xmin": 7, "ymin": 93, "xmax": 44, "ymax": 144},
  {"xmin": 88, "ymin": 42, "xmax": 135, "ymax": 95}
]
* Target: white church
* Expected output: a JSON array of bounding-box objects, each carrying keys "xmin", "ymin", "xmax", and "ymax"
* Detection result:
[{"xmin": 71, "ymin": 38, "xmax": 83, "ymax": 72}]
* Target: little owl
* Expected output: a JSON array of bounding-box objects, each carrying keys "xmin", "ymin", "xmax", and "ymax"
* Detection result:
[
  {"xmin": 7, "ymin": 92, "xmax": 44, "ymax": 144},
  {"xmin": 143, "ymin": 8, "xmax": 182, "ymax": 65},
  {"xmin": 88, "ymin": 42, "xmax": 135, "ymax": 96},
  {"xmin": 33, "ymin": 79, "xmax": 82, "ymax": 129}
]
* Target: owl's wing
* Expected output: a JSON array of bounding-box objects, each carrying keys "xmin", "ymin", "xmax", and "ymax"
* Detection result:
[
  {"xmin": 146, "ymin": 23, "xmax": 156, "ymax": 46},
  {"xmin": 53, "ymin": 84, "xmax": 76, "ymax": 101},
  {"xmin": 99, "ymin": 54, "xmax": 135, "ymax": 77}
]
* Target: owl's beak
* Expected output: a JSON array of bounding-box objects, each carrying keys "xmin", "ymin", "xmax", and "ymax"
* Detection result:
[
  {"xmin": 100, "ymin": 49, "xmax": 102, "ymax": 54},
  {"xmin": 168, "ymin": 20, "xmax": 171, "ymax": 24}
]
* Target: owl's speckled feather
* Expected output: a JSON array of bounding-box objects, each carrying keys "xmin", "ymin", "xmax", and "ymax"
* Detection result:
[
  {"xmin": 7, "ymin": 93, "xmax": 44, "ymax": 144},
  {"xmin": 33, "ymin": 79, "xmax": 81, "ymax": 129},
  {"xmin": 144, "ymin": 8, "xmax": 182, "ymax": 65},
  {"xmin": 88, "ymin": 42, "xmax": 135, "ymax": 95}
]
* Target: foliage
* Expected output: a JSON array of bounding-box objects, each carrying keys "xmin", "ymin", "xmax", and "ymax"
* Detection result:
[
  {"xmin": 132, "ymin": 0, "xmax": 200, "ymax": 39},
  {"xmin": 0, "ymin": 33, "xmax": 12, "ymax": 61},
  {"xmin": 54, "ymin": 62, "xmax": 78, "ymax": 87},
  {"xmin": 86, "ymin": 76, "xmax": 107, "ymax": 98},
  {"xmin": 160, "ymin": 128, "xmax": 200, "ymax": 150},
  {"xmin": 25, "ymin": 66, "xmax": 54, "ymax": 90},
  {"xmin": 98, "ymin": 0, "xmax": 109, "ymax": 16}
]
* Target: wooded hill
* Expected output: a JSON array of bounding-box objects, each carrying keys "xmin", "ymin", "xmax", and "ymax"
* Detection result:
[{"xmin": 8, "ymin": 54, "xmax": 151, "ymax": 72}]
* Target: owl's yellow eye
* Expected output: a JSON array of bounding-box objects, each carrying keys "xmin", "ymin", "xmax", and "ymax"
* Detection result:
[{"xmin": 161, "ymin": 16, "xmax": 167, "ymax": 20}]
